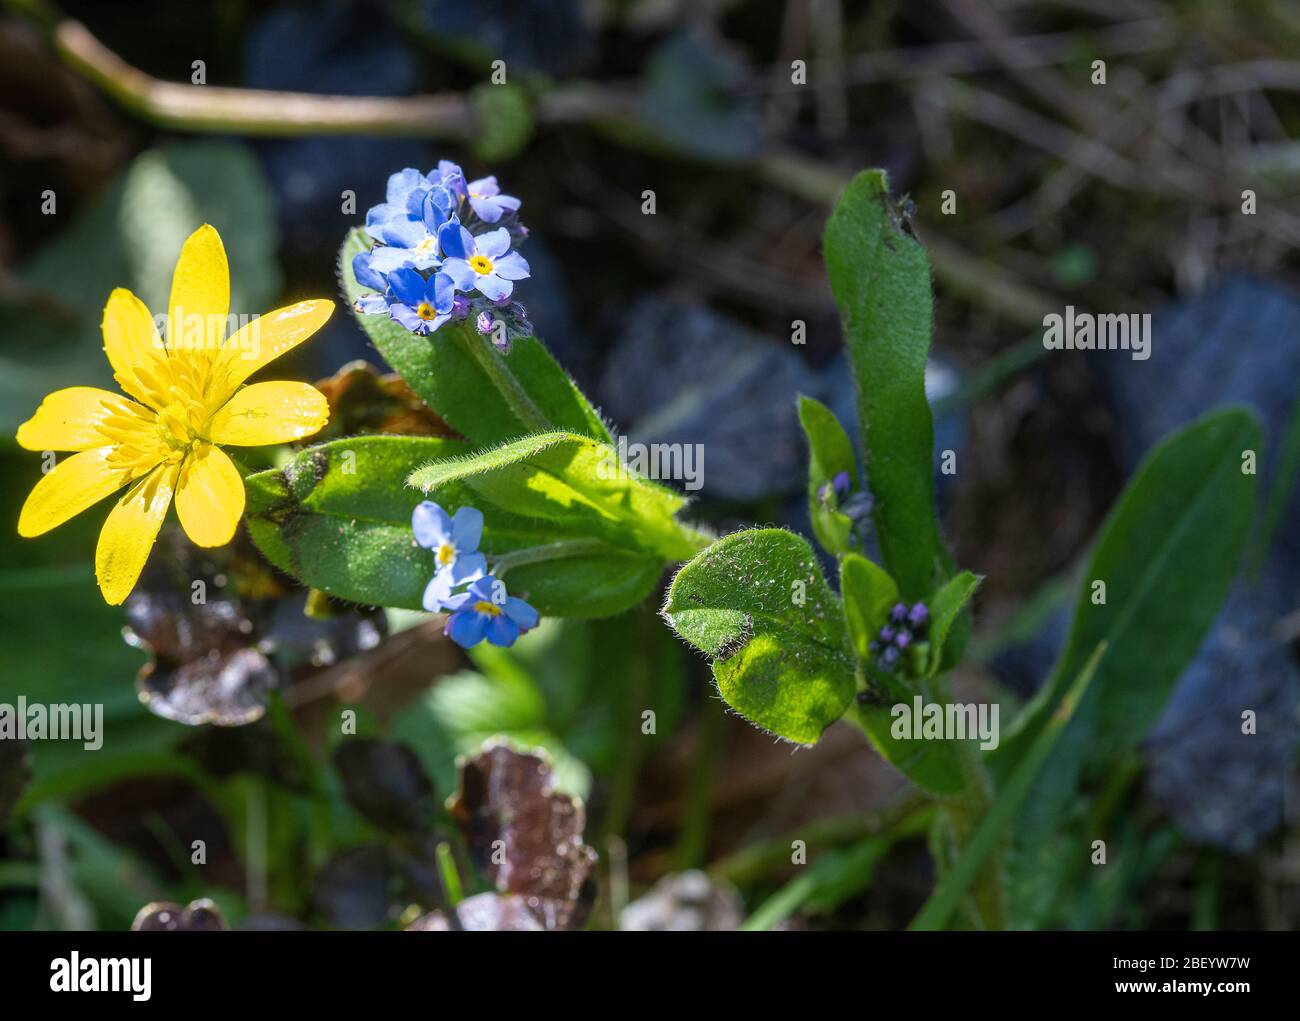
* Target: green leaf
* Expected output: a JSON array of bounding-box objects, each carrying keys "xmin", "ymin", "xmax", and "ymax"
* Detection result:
[
  {"xmin": 661, "ymin": 529, "xmax": 855, "ymax": 745},
  {"xmin": 245, "ymin": 435, "xmax": 665, "ymax": 617},
  {"xmin": 797, "ymin": 395, "xmax": 859, "ymax": 556},
  {"xmin": 408, "ymin": 430, "xmax": 704, "ymax": 563},
  {"xmin": 994, "ymin": 407, "xmax": 1261, "ymax": 924},
  {"xmin": 908, "ymin": 642, "xmax": 1106, "ymax": 931},
  {"xmin": 339, "ymin": 229, "xmax": 608, "ymax": 447},
  {"xmin": 838, "ymin": 553, "xmax": 896, "ymax": 661},
  {"xmin": 823, "ymin": 169, "xmax": 951, "ymax": 602},
  {"xmin": 998, "ymin": 407, "xmax": 1262, "ymax": 772},
  {"xmin": 925, "ymin": 571, "xmax": 982, "ymax": 676}
]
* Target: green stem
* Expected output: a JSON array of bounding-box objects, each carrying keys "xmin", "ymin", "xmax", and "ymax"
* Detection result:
[
  {"xmin": 449, "ymin": 322, "xmax": 551, "ymax": 434},
  {"xmin": 938, "ymin": 735, "xmax": 1004, "ymax": 929},
  {"xmin": 435, "ymin": 842, "xmax": 464, "ymax": 907},
  {"xmin": 491, "ymin": 538, "xmax": 614, "ymax": 576}
]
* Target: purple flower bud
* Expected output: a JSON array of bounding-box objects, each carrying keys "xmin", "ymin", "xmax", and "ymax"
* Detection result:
[
  {"xmin": 907, "ymin": 602, "xmax": 929, "ymax": 628},
  {"xmin": 475, "ymin": 312, "xmax": 494, "ymax": 336},
  {"xmin": 881, "ymin": 645, "xmax": 900, "ymax": 667},
  {"xmin": 878, "ymin": 625, "xmax": 896, "ymax": 643},
  {"xmin": 451, "ymin": 294, "xmax": 470, "ymax": 320},
  {"xmin": 818, "ymin": 481, "xmax": 832, "ymax": 504},
  {"xmin": 868, "ymin": 640, "xmax": 880, "ymax": 654},
  {"xmin": 894, "ymin": 629, "xmax": 911, "ymax": 649},
  {"xmin": 832, "ymin": 471, "xmax": 851, "ymax": 498},
  {"xmin": 889, "ymin": 602, "xmax": 907, "ymax": 624},
  {"xmin": 493, "ymin": 293, "xmax": 512, "ymax": 307}
]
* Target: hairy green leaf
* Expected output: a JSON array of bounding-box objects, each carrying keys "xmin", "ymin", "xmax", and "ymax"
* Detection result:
[
  {"xmin": 409, "ymin": 430, "xmax": 704, "ymax": 563},
  {"xmin": 838, "ymin": 553, "xmax": 896, "ymax": 662},
  {"xmin": 925, "ymin": 571, "xmax": 982, "ymax": 677},
  {"xmin": 245, "ymin": 435, "xmax": 665, "ymax": 617},
  {"xmin": 823, "ymin": 170, "xmax": 951, "ymax": 601},
  {"xmin": 662, "ymin": 529, "xmax": 855, "ymax": 745}
]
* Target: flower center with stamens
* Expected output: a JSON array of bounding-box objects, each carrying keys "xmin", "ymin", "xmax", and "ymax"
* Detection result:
[
  {"xmin": 436, "ymin": 542, "xmax": 456, "ymax": 565},
  {"xmin": 473, "ymin": 601, "xmax": 502, "ymax": 616},
  {"xmin": 416, "ymin": 302, "xmax": 438, "ymax": 321},
  {"xmin": 468, "ymin": 255, "xmax": 494, "ymax": 275},
  {"xmin": 414, "ymin": 236, "xmax": 439, "ymax": 260}
]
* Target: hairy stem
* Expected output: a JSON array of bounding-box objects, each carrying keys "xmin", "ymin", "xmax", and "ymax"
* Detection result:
[
  {"xmin": 491, "ymin": 538, "xmax": 613, "ymax": 576},
  {"xmin": 448, "ymin": 322, "xmax": 551, "ymax": 434}
]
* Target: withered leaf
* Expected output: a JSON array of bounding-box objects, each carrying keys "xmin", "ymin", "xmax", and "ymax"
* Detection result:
[
  {"xmin": 313, "ymin": 359, "xmax": 454, "ymax": 440},
  {"xmin": 126, "ymin": 528, "xmax": 385, "ymax": 726},
  {"xmin": 447, "ymin": 742, "xmax": 597, "ymax": 931}
]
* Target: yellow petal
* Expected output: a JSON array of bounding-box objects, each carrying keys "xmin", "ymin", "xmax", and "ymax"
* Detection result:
[
  {"xmin": 208, "ymin": 381, "xmax": 330, "ymax": 446},
  {"xmin": 212, "ymin": 299, "xmax": 334, "ymax": 404},
  {"xmin": 102, "ymin": 288, "xmax": 168, "ymax": 408},
  {"xmin": 16, "ymin": 387, "xmax": 150, "ymax": 451},
  {"xmin": 174, "ymin": 443, "xmax": 244, "ymax": 547},
  {"xmin": 95, "ymin": 461, "xmax": 180, "ymax": 605},
  {"xmin": 18, "ymin": 447, "xmax": 134, "ymax": 538},
  {"xmin": 167, "ymin": 224, "xmax": 229, "ymax": 358}
]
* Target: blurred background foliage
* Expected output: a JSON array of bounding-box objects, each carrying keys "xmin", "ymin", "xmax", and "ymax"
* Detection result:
[{"xmin": 1, "ymin": 0, "xmax": 1299, "ymax": 930}]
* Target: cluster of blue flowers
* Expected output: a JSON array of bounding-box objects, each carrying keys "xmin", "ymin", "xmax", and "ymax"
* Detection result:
[
  {"xmin": 412, "ymin": 500, "xmax": 538, "ymax": 649},
  {"xmin": 869, "ymin": 601, "xmax": 929, "ymax": 672},
  {"xmin": 353, "ymin": 162, "xmax": 533, "ymax": 350}
]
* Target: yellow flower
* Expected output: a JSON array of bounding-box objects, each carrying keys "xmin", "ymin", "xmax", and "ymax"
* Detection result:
[{"xmin": 16, "ymin": 225, "xmax": 334, "ymax": 605}]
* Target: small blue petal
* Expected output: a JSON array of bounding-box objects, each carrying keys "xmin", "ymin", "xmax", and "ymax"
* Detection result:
[
  {"xmin": 484, "ymin": 614, "xmax": 521, "ymax": 646},
  {"xmin": 440, "ymin": 258, "xmax": 476, "ymax": 291},
  {"xmin": 388, "ymin": 267, "xmax": 427, "ymax": 308},
  {"xmin": 411, "ymin": 500, "xmax": 452, "ymax": 548},
  {"xmin": 476, "ymin": 273, "xmax": 512, "ymax": 302},
  {"xmin": 493, "ymin": 251, "xmax": 530, "ymax": 281},
  {"xmin": 478, "ymin": 228, "xmax": 512, "ymax": 260},
  {"xmin": 446, "ymin": 609, "xmax": 488, "ymax": 648},
  {"xmin": 449, "ymin": 505, "xmax": 483, "ymax": 551},
  {"xmin": 503, "ymin": 597, "xmax": 538, "ymax": 630},
  {"xmin": 438, "ymin": 219, "xmax": 469, "ymax": 260},
  {"xmin": 449, "ymin": 552, "xmax": 486, "ymax": 585},
  {"xmin": 432, "ymin": 270, "xmax": 456, "ymax": 311},
  {"xmin": 352, "ymin": 251, "xmax": 387, "ymax": 292}
]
